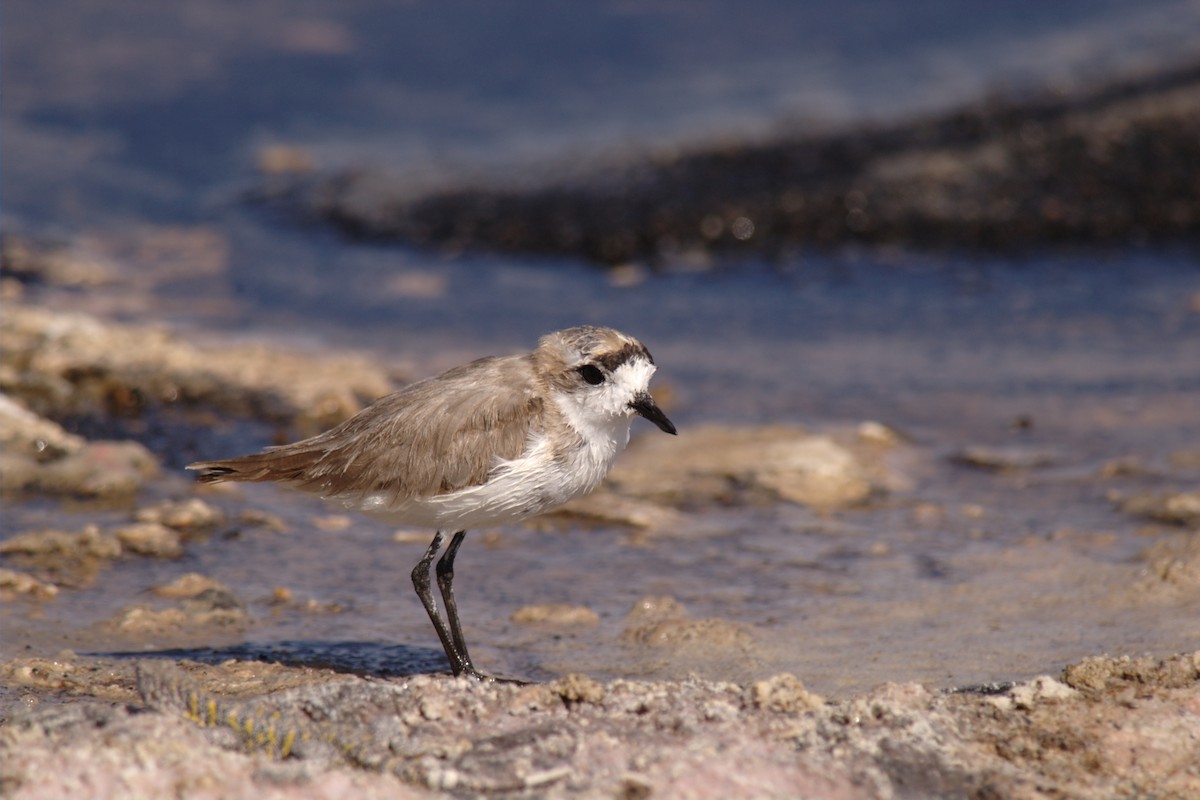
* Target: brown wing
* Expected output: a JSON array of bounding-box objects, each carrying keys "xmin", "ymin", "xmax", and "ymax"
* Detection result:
[{"xmin": 189, "ymin": 353, "xmax": 543, "ymax": 503}]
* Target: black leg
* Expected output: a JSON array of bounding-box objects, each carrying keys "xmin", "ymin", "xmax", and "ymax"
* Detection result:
[
  {"xmin": 410, "ymin": 531, "xmax": 464, "ymax": 675},
  {"xmin": 436, "ymin": 530, "xmax": 480, "ymax": 676}
]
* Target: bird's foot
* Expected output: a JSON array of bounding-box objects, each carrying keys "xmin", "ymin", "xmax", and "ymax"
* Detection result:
[{"xmin": 451, "ymin": 666, "xmax": 530, "ymax": 685}]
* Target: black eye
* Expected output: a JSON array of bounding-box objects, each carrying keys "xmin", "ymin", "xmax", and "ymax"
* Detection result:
[{"xmin": 578, "ymin": 364, "xmax": 605, "ymax": 385}]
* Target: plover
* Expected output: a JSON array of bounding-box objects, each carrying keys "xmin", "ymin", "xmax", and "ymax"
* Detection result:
[{"xmin": 189, "ymin": 326, "xmax": 676, "ymax": 679}]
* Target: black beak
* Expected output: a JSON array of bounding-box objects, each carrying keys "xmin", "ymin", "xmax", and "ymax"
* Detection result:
[{"xmin": 629, "ymin": 393, "xmax": 677, "ymax": 435}]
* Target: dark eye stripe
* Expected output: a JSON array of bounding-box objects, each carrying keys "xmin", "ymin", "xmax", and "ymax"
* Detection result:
[{"xmin": 593, "ymin": 342, "xmax": 652, "ymax": 372}]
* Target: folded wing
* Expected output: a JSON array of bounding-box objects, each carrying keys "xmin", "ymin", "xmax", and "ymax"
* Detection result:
[{"xmin": 189, "ymin": 354, "xmax": 543, "ymax": 505}]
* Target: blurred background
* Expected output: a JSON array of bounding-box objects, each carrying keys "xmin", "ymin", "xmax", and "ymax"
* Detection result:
[
  {"xmin": 6, "ymin": 1, "xmax": 1200, "ymax": 211},
  {"xmin": 5, "ymin": 0, "xmax": 1200, "ymax": 417},
  {"xmin": 3, "ymin": 0, "xmax": 1200, "ymax": 689}
]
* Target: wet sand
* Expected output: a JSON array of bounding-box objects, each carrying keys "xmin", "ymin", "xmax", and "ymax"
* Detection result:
[{"xmin": 4, "ymin": 262, "xmax": 1200, "ymax": 795}]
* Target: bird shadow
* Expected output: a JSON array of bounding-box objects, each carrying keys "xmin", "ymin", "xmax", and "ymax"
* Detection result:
[{"xmin": 93, "ymin": 639, "xmax": 451, "ymax": 679}]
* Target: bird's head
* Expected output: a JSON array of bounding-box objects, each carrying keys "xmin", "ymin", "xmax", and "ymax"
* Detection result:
[{"xmin": 535, "ymin": 326, "xmax": 676, "ymax": 436}]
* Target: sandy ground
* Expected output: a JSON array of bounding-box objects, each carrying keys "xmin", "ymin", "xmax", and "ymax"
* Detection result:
[{"xmin": 3, "ymin": 651, "xmax": 1199, "ymax": 799}]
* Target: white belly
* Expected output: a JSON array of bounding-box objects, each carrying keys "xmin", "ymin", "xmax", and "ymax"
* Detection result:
[{"xmin": 343, "ymin": 418, "xmax": 633, "ymax": 530}]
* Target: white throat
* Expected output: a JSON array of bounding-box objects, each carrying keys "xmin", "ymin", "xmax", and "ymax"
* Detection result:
[
  {"xmin": 551, "ymin": 388, "xmax": 634, "ymax": 459},
  {"xmin": 552, "ymin": 356, "xmax": 656, "ymax": 449}
]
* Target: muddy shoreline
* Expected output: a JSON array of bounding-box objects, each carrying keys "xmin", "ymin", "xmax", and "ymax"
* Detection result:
[
  {"xmin": 280, "ymin": 59, "xmax": 1200, "ymax": 265},
  {"xmin": 4, "ymin": 272, "xmax": 1200, "ymax": 796},
  {"xmin": 6, "ymin": 6, "xmax": 1200, "ymax": 795}
]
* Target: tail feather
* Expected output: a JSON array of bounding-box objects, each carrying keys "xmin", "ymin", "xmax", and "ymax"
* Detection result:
[
  {"xmin": 188, "ymin": 463, "xmax": 240, "ymax": 483},
  {"xmin": 187, "ymin": 446, "xmax": 327, "ymax": 485}
]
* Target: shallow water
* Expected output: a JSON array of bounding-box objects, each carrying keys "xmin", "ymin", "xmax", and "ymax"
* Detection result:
[
  {"xmin": 4, "ymin": 1, "xmax": 1200, "ymax": 695},
  {"xmin": 6, "ymin": 282, "xmax": 1200, "ymax": 696},
  {"xmin": 4, "ymin": 415, "xmax": 1200, "ymax": 697}
]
